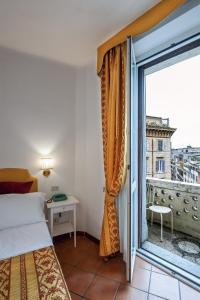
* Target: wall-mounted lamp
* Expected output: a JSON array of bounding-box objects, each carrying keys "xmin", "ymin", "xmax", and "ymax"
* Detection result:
[{"xmin": 40, "ymin": 157, "xmax": 53, "ymax": 177}]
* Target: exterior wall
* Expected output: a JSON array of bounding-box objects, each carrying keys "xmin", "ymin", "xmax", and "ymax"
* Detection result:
[
  {"xmin": 171, "ymin": 146, "xmax": 200, "ymax": 184},
  {"xmin": 172, "ymin": 147, "xmax": 200, "ymax": 162},
  {"xmin": 146, "ymin": 116, "xmax": 176, "ymax": 180},
  {"xmin": 147, "ymin": 177, "xmax": 200, "ymax": 239},
  {"xmin": 146, "ymin": 137, "xmax": 172, "ymax": 179},
  {"xmin": 183, "ymin": 167, "xmax": 198, "ymax": 183}
]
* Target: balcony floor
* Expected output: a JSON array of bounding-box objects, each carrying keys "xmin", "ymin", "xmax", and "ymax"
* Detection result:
[{"xmin": 147, "ymin": 222, "xmax": 200, "ymax": 265}]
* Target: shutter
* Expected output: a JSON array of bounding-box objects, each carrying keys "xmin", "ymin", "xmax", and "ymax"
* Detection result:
[
  {"xmin": 156, "ymin": 160, "xmax": 159, "ymax": 172},
  {"xmin": 162, "ymin": 160, "xmax": 165, "ymax": 172}
]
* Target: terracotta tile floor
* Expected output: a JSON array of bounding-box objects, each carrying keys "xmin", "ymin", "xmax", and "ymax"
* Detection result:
[{"xmin": 54, "ymin": 235, "xmax": 200, "ymax": 300}]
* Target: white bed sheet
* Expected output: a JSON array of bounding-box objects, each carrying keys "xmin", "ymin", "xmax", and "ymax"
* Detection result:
[{"xmin": 0, "ymin": 222, "xmax": 52, "ymax": 260}]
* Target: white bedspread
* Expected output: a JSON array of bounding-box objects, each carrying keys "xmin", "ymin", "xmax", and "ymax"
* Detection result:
[{"xmin": 0, "ymin": 222, "xmax": 52, "ymax": 260}]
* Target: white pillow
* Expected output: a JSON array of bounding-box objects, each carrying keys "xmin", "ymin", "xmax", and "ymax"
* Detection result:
[{"xmin": 0, "ymin": 192, "xmax": 46, "ymax": 230}]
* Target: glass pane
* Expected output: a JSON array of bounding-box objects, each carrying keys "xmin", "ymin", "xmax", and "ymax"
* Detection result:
[{"xmin": 141, "ymin": 48, "xmax": 200, "ymax": 278}]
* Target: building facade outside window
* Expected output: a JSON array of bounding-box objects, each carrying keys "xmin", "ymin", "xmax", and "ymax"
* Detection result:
[{"xmin": 146, "ymin": 116, "xmax": 176, "ymax": 179}]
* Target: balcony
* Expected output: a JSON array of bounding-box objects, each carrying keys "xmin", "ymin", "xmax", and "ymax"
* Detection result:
[
  {"xmin": 144, "ymin": 177, "xmax": 200, "ymax": 275},
  {"xmin": 146, "ymin": 116, "xmax": 170, "ymax": 127}
]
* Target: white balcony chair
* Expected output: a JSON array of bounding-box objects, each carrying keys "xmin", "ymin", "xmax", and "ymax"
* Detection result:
[{"xmin": 147, "ymin": 184, "xmax": 173, "ymax": 242}]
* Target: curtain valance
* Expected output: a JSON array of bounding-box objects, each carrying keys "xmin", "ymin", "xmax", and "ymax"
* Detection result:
[{"xmin": 97, "ymin": 0, "xmax": 187, "ymax": 75}]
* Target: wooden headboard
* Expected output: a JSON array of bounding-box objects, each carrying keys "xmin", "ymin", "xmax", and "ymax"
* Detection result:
[{"xmin": 0, "ymin": 168, "xmax": 38, "ymax": 192}]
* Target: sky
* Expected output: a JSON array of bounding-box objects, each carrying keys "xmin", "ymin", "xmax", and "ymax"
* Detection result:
[{"xmin": 146, "ymin": 53, "xmax": 200, "ymax": 149}]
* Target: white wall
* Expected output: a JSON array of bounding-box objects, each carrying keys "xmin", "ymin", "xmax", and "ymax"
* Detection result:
[
  {"xmin": 0, "ymin": 47, "xmax": 76, "ymax": 196},
  {"xmin": 0, "ymin": 47, "xmax": 104, "ymax": 238},
  {"xmin": 75, "ymin": 62, "xmax": 104, "ymax": 238},
  {"xmin": 85, "ymin": 63, "xmax": 104, "ymax": 239}
]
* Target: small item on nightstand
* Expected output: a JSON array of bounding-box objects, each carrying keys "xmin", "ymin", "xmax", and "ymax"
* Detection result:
[
  {"xmin": 47, "ymin": 199, "xmax": 53, "ymax": 203},
  {"xmin": 50, "ymin": 193, "xmax": 67, "ymax": 202}
]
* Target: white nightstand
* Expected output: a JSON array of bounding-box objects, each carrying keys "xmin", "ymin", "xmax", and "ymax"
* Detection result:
[{"xmin": 46, "ymin": 195, "xmax": 79, "ymax": 247}]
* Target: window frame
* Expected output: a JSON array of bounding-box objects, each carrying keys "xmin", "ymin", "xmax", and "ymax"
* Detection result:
[
  {"xmin": 137, "ymin": 35, "xmax": 200, "ymax": 287},
  {"xmin": 156, "ymin": 158, "xmax": 165, "ymax": 173}
]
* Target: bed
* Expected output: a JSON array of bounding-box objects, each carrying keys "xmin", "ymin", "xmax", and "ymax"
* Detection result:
[{"xmin": 0, "ymin": 168, "xmax": 71, "ymax": 300}]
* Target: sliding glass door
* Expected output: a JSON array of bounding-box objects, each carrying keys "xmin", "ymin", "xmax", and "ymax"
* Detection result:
[
  {"xmin": 138, "ymin": 34, "xmax": 200, "ymax": 283},
  {"xmin": 127, "ymin": 0, "xmax": 200, "ymax": 286}
]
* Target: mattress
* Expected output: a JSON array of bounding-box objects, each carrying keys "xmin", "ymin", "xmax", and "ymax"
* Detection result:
[{"xmin": 0, "ymin": 222, "xmax": 52, "ymax": 260}]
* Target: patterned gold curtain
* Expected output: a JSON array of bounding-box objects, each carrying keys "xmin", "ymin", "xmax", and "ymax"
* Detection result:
[{"xmin": 99, "ymin": 42, "xmax": 127, "ymax": 257}]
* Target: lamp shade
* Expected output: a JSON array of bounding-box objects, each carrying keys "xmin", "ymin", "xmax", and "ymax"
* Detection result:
[{"xmin": 40, "ymin": 157, "xmax": 53, "ymax": 170}]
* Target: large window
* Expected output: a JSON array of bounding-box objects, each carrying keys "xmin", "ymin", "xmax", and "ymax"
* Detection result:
[
  {"xmin": 158, "ymin": 140, "xmax": 163, "ymax": 152},
  {"xmin": 156, "ymin": 159, "xmax": 165, "ymax": 173},
  {"xmin": 128, "ymin": 1, "xmax": 200, "ymax": 287},
  {"xmin": 138, "ymin": 36, "xmax": 200, "ymax": 282}
]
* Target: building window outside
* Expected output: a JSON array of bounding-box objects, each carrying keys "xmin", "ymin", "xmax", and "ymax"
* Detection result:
[
  {"xmin": 158, "ymin": 140, "xmax": 164, "ymax": 151},
  {"xmin": 156, "ymin": 159, "xmax": 165, "ymax": 173}
]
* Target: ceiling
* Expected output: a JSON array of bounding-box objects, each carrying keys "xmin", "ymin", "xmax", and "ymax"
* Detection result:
[{"xmin": 0, "ymin": 0, "xmax": 160, "ymax": 66}]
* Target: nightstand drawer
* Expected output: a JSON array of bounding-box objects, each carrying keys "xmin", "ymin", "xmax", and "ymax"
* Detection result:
[{"xmin": 53, "ymin": 204, "xmax": 74, "ymax": 214}]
